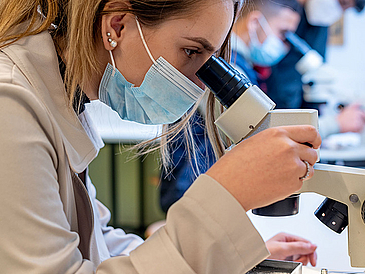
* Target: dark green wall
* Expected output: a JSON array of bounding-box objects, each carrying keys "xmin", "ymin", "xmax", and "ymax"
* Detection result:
[{"xmin": 89, "ymin": 144, "xmax": 166, "ymax": 236}]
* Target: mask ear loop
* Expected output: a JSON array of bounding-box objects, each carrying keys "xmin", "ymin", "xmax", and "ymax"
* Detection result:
[
  {"xmin": 109, "ymin": 50, "xmax": 117, "ymax": 76},
  {"xmin": 135, "ymin": 17, "xmax": 157, "ymax": 65},
  {"xmin": 108, "ymin": 18, "xmax": 156, "ymax": 77},
  {"xmin": 248, "ymin": 25, "xmax": 261, "ymax": 46},
  {"xmin": 257, "ymin": 14, "xmax": 274, "ymax": 36},
  {"xmin": 248, "ymin": 14, "xmax": 272, "ymax": 46}
]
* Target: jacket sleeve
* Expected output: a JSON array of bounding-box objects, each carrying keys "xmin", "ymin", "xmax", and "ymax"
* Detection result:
[
  {"xmin": 97, "ymin": 174, "xmax": 269, "ymax": 273},
  {"xmin": 0, "ymin": 83, "xmax": 94, "ymax": 273}
]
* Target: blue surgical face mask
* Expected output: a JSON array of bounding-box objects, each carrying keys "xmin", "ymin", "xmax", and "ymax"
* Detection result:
[
  {"xmin": 248, "ymin": 15, "xmax": 289, "ymax": 67},
  {"xmin": 98, "ymin": 18, "xmax": 204, "ymax": 125}
]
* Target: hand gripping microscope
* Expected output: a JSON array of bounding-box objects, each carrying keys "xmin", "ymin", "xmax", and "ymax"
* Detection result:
[{"xmin": 196, "ymin": 55, "xmax": 365, "ymax": 267}]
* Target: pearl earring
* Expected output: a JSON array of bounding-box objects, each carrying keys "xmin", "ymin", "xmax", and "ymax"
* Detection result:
[{"xmin": 106, "ymin": 32, "xmax": 117, "ymax": 48}]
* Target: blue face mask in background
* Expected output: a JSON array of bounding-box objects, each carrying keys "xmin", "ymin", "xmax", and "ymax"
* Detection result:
[
  {"xmin": 98, "ymin": 18, "xmax": 204, "ymax": 125},
  {"xmin": 248, "ymin": 15, "xmax": 289, "ymax": 67}
]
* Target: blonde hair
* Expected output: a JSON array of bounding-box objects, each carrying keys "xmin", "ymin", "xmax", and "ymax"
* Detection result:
[{"xmin": 0, "ymin": 0, "xmax": 242, "ymax": 171}]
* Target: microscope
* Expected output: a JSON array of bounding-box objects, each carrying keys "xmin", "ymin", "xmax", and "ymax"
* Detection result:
[
  {"xmin": 196, "ymin": 56, "xmax": 365, "ymax": 268},
  {"xmin": 285, "ymin": 31, "xmax": 338, "ymax": 105}
]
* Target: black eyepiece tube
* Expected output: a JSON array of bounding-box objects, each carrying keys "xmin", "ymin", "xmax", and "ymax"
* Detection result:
[
  {"xmin": 285, "ymin": 31, "xmax": 312, "ymax": 56},
  {"xmin": 196, "ymin": 55, "xmax": 252, "ymax": 108}
]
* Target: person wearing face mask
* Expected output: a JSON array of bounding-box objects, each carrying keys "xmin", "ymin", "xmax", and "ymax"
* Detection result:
[
  {"xmin": 0, "ymin": 0, "xmax": 321, "ymax": 272},
  {"xmin": 230, "ymin": 0, "xmax": 302, "ymax": 87},
  {"xmin": 264, "ymin": 0, "xmax": 365, "ymax": 139}
]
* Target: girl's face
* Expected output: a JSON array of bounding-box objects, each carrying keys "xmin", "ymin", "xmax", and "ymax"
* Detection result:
[{"xmin": 103, "ymin": 0, "xmax": 235, "ymax": 89}]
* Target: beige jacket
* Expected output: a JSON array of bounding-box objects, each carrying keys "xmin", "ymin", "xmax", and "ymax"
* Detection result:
[{"xmin": 0, "ymin": 31, "xmax": 269, "ymax": 273}]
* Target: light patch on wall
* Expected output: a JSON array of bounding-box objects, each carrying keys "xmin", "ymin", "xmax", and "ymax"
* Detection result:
[{"xmin": 329, "ymin": 17, "xmax": 344, "ymax": 45}]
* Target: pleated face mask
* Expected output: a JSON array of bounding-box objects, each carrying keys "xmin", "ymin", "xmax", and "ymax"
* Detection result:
[
  {"xmin": 248, "ymin": 15, "xmax": 289, "ymax": 67},
  {"xmin": 98, "ymin": 17, "xmax": 205, "ymax": 125}
]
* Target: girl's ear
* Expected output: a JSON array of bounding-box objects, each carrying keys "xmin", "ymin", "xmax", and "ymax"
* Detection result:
[{"xmin": 101, "ymin": 1, "xmax": 132, "ymax": 50}]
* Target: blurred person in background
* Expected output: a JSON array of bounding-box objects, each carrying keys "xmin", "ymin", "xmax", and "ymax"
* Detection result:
[
  {"xmin": 264, "ymin": 0, "xmax": 365, "ymax": 138},
  {"xmin": 230, "ymin": 0, "xmax": 301, "ymax": 85}
]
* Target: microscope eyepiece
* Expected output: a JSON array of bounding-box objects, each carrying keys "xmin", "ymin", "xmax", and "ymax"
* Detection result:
[{"xmin": 196, "ymin": 55, "xmax": 252, "ymax": 108}]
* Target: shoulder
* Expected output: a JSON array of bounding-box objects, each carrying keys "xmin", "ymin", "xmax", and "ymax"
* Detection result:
[
  {"xmin": 0, "ymin": 34, "xmax": 99, "ymax": 172},
  {"xmin": 0, "ymin": 49, "xmax": 48, "ymax": 111},
  {"xmin": 0, "ymin": 50, "xmax": 31, "ymax": 89},
  {"xmin": 0, "ymin": 50, "xmax": 58, "ymax": 147},
  {"xmin": 0, "ymin": 52, "xmax": 14, "ymax": 83},
  {"xmin": 0, "ymin": 50, "xmax": 39, "ymax": 102}
]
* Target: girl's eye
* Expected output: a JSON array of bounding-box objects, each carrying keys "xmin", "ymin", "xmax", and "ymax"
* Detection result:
[{"xmin": 184, "ymin": 48, "xmax": 200, "ymax": 57}]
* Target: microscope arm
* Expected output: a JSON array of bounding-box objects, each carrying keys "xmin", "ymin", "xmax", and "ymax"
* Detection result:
[{"xmin": 301, "ymin": 163, "xmax": 365, "ymax": 267}]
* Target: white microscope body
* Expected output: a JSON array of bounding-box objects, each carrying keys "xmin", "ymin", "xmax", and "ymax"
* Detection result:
[
  {"xmin": 285, "ymin": 31, "xmax": 338, "ymax": 105},
  {"xmin": 214, "ymin": 83, "xmax": 365, "ymax": 268},
  {"xmin": 196, "ymin": 55, "xmax": 365, "ymax": 267}
]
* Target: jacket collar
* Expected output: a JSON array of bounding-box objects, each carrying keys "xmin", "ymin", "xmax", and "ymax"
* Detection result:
[{"xmin": 1, "ymin": 31, "xmax": 98, "ymax": 173}]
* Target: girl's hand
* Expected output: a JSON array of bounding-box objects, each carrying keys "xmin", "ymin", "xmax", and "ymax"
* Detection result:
[
  {"xmin": 206, "ymin": 125, "xmax": 321, "ymax": 211},
  {"xmin": 266, "ymin": 232, "xmax": 317, "ymax": 266}
]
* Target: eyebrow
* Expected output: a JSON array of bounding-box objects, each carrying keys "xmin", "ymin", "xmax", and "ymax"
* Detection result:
[{"xmin": 183, "ymin": 36, "xmax": 216, "ymax": 53}]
